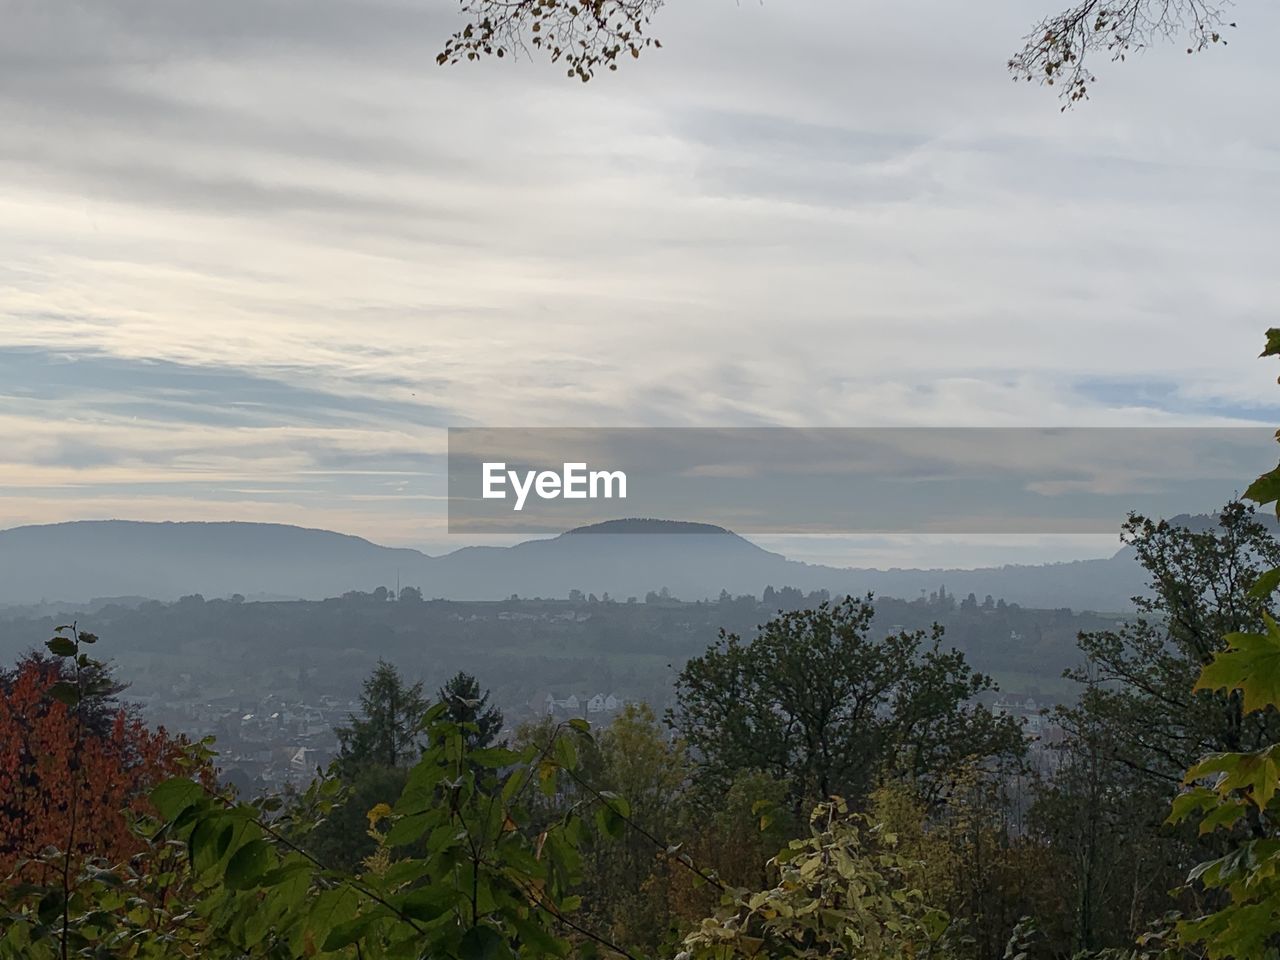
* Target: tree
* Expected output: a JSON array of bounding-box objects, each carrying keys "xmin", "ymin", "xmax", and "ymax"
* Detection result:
[
  {"xmin": 437, "ymin": 671, "xmax": 503, "ymax": 750},
  {"xmin": 872, "ymin": 770, "xmax": 1060, "ymax": 960},
  {"xmin": 398, "ymin": 585, "xmax": 423, "ymax": 602},
  {"xmin": 0, "ymin": 651, "xmax": 128, "ymax": 739},
  {"xmin": 1029, "ymin": 706, "xmax": 1183, "ymax": 953},
  {"xmin": 668, "ymin": 595, "xmax": 1024, "ymax": 810},
  {"xmin": 1026, "ymin": 503, "xmax": 1280, "ymax": 950},
  {"xmin": 0, "ymin": 644, "xmax": 199, "ymax": 884},
  {"xmin": 1, "ymin": 699, "xmax": 613, "ymax": 960},
  {"xmin": 681, "ymin": 798, "xmax": 951, "ymax": 960},
  {"xmin": 584, "ymin": 704, "xmax": 691, "ymax": 951},
  {"xmin": 1068, "ymin": 503, "xmax": 1280, "ymax": 788},
  {"xmin": 437, "ymin": 0, "xmax": 1234, "ymax": 102},
  {"xmin": 335, "ymin": 660, "xmax": 428, "ymax": 776},
  {"xmin": 1168, "ymin": 619, "xmax": 1280, "ymax": 960},
  {"xmin": 1008, "ymin": 0, "xmax": 1234, "ymax": 105},
  {"xmin": 1154, "ymin": 330, "xmax": 1280, "ymax": 960}
]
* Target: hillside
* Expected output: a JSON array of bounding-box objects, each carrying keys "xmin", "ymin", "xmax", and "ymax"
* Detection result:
[{"xmin": 0, "ymin": 517, "xmax": 1154, "ymax": 612}]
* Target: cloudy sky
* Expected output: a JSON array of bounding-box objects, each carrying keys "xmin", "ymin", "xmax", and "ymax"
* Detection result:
[{"xmin": 2, "ymin": 0, "xmax": 1278, "ymax": 563}]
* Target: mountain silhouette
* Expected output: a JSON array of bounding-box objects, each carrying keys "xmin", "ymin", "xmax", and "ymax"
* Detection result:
[{"xmin": 0, "ymin": 515, "xmax": 1225, "ymax": 612}]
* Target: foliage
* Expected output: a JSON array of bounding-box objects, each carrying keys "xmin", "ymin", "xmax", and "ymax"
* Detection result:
[
  {"xmin": 1167, "ymin": 613, "xmax": 1280, "ymax": 959},
  {"xmin": 582, "ymin": 704, "xmax": 691, "ymax": 953},
  {"xmin": 307, "ymin": 661, "xmax": 436, "ymax": 872},
  {"xmin": 1164, "ymin": 329, "xmax": 1280, "ymax": 960},
  {"xmin": 1068, "ymin": 503, "xmax": 1280, "ymax": 775},
  {"xmin": 438, "ymin": 0, "xmax": 664, "ymax": 82},
  {"xmin": 0, "ymin": 650, "xmax": 128, "ymax": 737},
  {"xmin": 679, "ymin": 797, "xmax": 951, "ymax": 960},
  {"xmin": 688, "ymin": 770, "xmax": 797, "ymax": 895},
  {"xmin": 509, "ymin": 706, "xmax": 695, "ymax": 954},
  {"xmin": 1, "ymin": 681, "xmax": 622, "ymax": 959},
  {"xmin": 24, "ymin": 322, "xmax": 1280, "ymax": 959},
  {"xmin": 335, "ymin": 659, "xmax": 429, "ymax": 776},
  {"xmin": 0, "ymin": 590, "xmax": 1116, "ymax": 729},
  {"xmin": 0, "ymin": 628, "xmax": 201, "ymax": 884},
  {"xmin": 1023, "ymin": 501, "xmax": 1280, "ymax": 951},
  {"xmin": 669, "ymin": 595, "xmax": 1024, "ymax": 809},
  {"xmin": 303, "ymin": 763, "xmax": 410, "ymax": 873},
  {"xmin": 0, "ymin": 625, "xmax": 211, "ymax": 957},
  {"xmin": 875, "ymin": 770, "xmax": 1057, "ymax": 960},
  {"xmin": 1007, "ymin": 0, "xmax": 1234, "ymax": 105},
  {"xmin": 1028, "ymin": 721, "xmax": 1184, "ymax": 955},
  {"xmin": 439, "ymin": 670, "xmax": 505, "ymax": 750},
  {"xmin": 435, "ymin": 0, "xmax": 1235, "ymax": 105}
]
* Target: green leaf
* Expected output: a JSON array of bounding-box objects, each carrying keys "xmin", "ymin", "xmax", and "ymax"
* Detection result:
[
  {"xmin": 394, "ymin": 884, "xmax": 459, "ymax": 922},
  {"xmin": 46, "ymin": 682, "xmax": 80, "ymax": 706},
  {"xmin": 594, "ymin": 803, "xmax": 625, "ymax": 840},
  {"xmin": 45, "ymin": 637, "xmax": 77, "ymax": 657},
  {"xmin": 37, "ymin": 890, "xmax": 66, "ymax": 926},
  {"xmin": 225, "ymin": 838, "xmax": 271, "ymax": 888},
  {"xmin": 1245, "ymin": 469, "xmax": 1280, "ymax": 508},
  {"xmin": 537, "ymin": 760, "xmax": 559, "ymax": 797},
  {"xmin": 1186, "ymin": 747, "xmax": 1280, "ymax": 809},
  {"xmin": 469, "ymin": 747, "xmax": 522, "ymax": 768},
  {"xmin": 149, "ymin": 778, "xmax": 206, "ymax": 821},
  {"xmin": 385, "ymin": 812, "xmax": 432, "ymax": 847},
  {"xmin": 1262, "ymin": 327, "xmax": 1280, "ymax": 358},
  {"xmin": 566, "ymin": 717, "xmax": 590, "ymax": 733},
  {"xmin": 303, "ymin": 887, "xmax": 360, "ymax": 952},
  {"xmin": 1195, "ymin": 620, "xmax": 1280, "ymax": 713},
  {"xmin": 552, "ymin": 733, "xmax": 577, "ymax": 771},
  {"xmin": 255, "ymin": 858, "xmax": 312, "ymax": 888},
  {"xmin": 460, "ymin": 924, "xmax": 510, "ymax": 960},
  {"xmin": 322, "ymin": 913, "xmax": 385, "ymax": 951},
  {"xmin": 1168, "ymin": 786, "xmax": 1216, "ymax": 825},
  {"xmin": 598, "ymin": 791, "xmax": 630, "ymax": 819},
  {"xmin": 1198, "ymin": 797, "xmax": 1247, "ymax": 835},
  {"xmin": 1249, "ymin": 567, "xmax": 1280, "ymax": 600},
  {"xmin": 513, "ymin": 916, "xmax": 569, "ymax": 957}
]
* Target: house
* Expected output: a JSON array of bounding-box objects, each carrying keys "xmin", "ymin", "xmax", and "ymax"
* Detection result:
[
  {"xmin": 545, "ymin": 693, "xmax": 582, "ymax": 715},
  {"xmin": 546, "ymin": 692, "xmax": 626, "ymax": 717}
]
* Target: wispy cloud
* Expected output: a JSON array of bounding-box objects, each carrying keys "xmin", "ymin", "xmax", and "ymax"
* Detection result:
[{"xmin": 2, "ymin": 0, "xmax": 1279, "ymax": 551}]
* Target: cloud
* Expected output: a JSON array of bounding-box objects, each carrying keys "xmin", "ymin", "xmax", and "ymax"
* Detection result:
[{"xmin": 2, "ymin": 0, "xmax": 1279, "ymax": 554}]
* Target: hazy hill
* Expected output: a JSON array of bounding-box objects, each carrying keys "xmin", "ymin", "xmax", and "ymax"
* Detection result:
[
  {"xmin": 0, "ymin": 517, "xmax": 1159, "ymax": 612},
  {"xmin": 0, "ymin": 521, "xmax": 426, "ymax": 604}
]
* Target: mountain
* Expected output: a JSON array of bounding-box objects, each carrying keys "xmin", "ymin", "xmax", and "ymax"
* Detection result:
[
  {"xmin": 0, "ymin": 517, "xmax": 1154, "ymax": 612},
  {"xmin": 0, "ymin": 521, "xmax": 426, "ymax": 604}
]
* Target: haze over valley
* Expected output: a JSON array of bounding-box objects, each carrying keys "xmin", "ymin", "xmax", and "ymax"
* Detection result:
[{"xmin": 0, "ymin": 516, "xmax": 1156, "ymax": 612}]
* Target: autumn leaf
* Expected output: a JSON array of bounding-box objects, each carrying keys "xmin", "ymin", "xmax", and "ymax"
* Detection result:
[{"xmin": 1195, "ymin": 617, "xmax": 1280, "ymax": 714}]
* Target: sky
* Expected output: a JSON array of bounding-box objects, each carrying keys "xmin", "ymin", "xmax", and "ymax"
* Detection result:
[{"xmin": 2, "ymin": 0, "xmax": 1279, "ymax": 565}]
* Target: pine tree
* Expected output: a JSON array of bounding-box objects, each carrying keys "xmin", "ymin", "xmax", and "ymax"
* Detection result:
[
  {"xmin": 438, "ymin": 671, "xmax": 503, "ymax": 749},
  {"xmin": 335, "ymin": 660, "xmax": 427, "ymax": 776}
]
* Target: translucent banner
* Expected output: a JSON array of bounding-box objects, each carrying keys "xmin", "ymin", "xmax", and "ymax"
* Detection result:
[{"xmin": 447, "ymin": 427, "xmax": 1276, "ymax": 534}]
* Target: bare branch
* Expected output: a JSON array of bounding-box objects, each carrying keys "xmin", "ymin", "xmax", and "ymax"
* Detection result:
[
  {"xmin": 1008, "ymin": 0, "xmax": 1235, "ymax": 107},
  {"xmin": 438, "ymin": 0, "xmax": 665, "ymax": 82},
  {"xmin": 438, "ymin": 0, "xmax": 1239, "ymax": 103}
]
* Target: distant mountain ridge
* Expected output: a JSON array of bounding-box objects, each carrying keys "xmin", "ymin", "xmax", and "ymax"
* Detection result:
[{"xmin": 0, "ymin": 516, "xmax": 1172, "ymax": 612}]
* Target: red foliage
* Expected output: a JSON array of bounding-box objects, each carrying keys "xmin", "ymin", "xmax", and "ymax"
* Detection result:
[{"xmin": 0, "ymin": 655, "xmax": 200, "ymax": 882}]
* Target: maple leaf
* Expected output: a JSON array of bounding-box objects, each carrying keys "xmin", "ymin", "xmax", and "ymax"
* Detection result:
[{"xmin": 1195, "ymin": 614, "xmax": 1280, "ymax": 715}]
